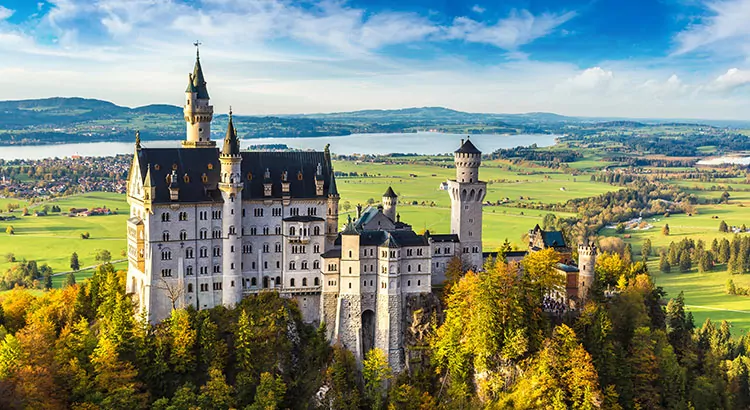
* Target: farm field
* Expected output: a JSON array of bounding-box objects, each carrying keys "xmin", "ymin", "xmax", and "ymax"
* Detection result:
[
  {"xmin": 606, "ymin": 200, "xmax": 750, "ymax": 334},
  {"xmin": 0, "ymin": 192, "xmax": 129, "ymax": 275}
]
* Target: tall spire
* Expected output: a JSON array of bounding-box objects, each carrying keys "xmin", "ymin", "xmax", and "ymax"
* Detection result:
[
  {"xmin": 221, "ymin": 108, "xmax": 240, "ymax": 156},
  {"xmin": 191, "ymin": 41, "xmax": 209, "ymax": 100}
]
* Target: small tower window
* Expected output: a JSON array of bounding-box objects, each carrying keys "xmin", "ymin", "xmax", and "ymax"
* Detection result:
[
  {"xmin": 247, "ymin": 172, "xmax": 253, "ymax": 181},
  {"xmin": 154, "ymin": 164, "xmax": 161, "ymax": 171},
  {"xmin": 201, "ymin": 173, "xmax": 208, "ymax": 183},
  {"xmin": 183, "ymin": 174, "xmax": 190, "ymax": 183},
  {"xmin": 172, "ymin": 163, "xmax": 178, "ymax": 170},
  {"xmin": 297, "ymin": 171, "xmax": 304, "ymax": 180},
  {"xmin": 207, "ymin": 163, "xmax": 213, "ymax": 170}
]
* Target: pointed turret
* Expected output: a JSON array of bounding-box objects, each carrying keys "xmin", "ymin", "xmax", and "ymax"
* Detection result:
[
  {"xmin": 221, "ymin": 110, "xmax": 240, "ymax": 157},
  {"xmin": 183, "ymin": 45, "xmax": 215, "ymax": 148},
  {"xmin": 192, "ymin": 48, "xmax": 210, "ymax": 100},
  {"xmin": 168, "ymin": 169, "xmax": 180, "ymax": 201},
  {"xmin": 135, "ymin": 130, "xmax": 141, "ymax": 150},
  {"xmin": 382, "ymin": 186, "xmax": 397, "ymax": 221}
]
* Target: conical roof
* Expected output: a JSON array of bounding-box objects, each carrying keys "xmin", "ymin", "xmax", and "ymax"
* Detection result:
[
  {"xmin": 455, "ymin": 138, "xmax": 481, "ymax": 154},
  {"xmin": 383, "ymin": 186, "xmax": 397, "ymax": 198},
  {"xmin": 192, "ymin": 53, "xmax": 210, "ymax": 100},
  {"xmin": 222, "ymin": 111, "xmax": 240, "ymax": 156},
  {"xmin": 329, "ymin": 172, "xmax": 339, "ymax": 197}
]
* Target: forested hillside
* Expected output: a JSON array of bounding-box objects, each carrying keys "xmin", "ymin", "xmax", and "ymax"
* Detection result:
[{"xmin": 0, "ymin": 248, "xmax": 747, "ymax": 409}]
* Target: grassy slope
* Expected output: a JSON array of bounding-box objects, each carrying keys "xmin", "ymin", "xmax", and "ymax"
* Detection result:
[
  {"xmin": 607, "ymin": 186, "xmax": 750, "ymax": 335},
  {"xmin": 0, "ymin": 193, "xmax": 129, "ymax": 277}
]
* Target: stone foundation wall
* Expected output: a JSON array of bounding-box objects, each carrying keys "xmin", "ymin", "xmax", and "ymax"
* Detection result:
[
  {"xmin": 321, "ymin": 292, "xmax": 338, "ymax": 340},
  {"xmin": 338, "ymin": 294, "xmax": 362, "ymax": 358}
]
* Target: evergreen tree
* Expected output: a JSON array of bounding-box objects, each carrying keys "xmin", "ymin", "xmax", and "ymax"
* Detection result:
[
  {"xmin": 363, "ymin": 348, "xmax": 392, "ymax": 410},
  {"xmin": 43, "ymin": 270, "xmax": 52, "ymax": 291},
  {"xmin": 711, "ymin": 238, "xmax": 719, "ymax": 254},
  {"xmin": 662, "ymin": 224, "xmax": 670, "ymax": 236},
  {"xmin": 679, "ymin": 250, "xmax": 692, "ymax": 272},
  {"xmin": 248, "ymin": 372, "xmax": 287, "ymax": 410},
  {"xmin": 720, "ymin": 220, "xmax": 729, "ymax": 233},
  {"xmin": 727, "ymin": 279, "xmax": 737, "ymax": 295},
  {"xmin": 641, "ymin": 239, "xmax": 651, "ymax": 262},
  {"xmin": 70, "ymin": 252, "xmax": 80, "ymax": 272},
  {"xmin": 66, "ymin": 272, "xmax": 76, "ymax": 287},
  {"xmin": 624, "ymin": 243, "xmax": 633, "ymax": 265},
  {"xmin": 659, "ymin": 252, "xmax": 671, "ymax": 273},
  {"xmin": 719, "ymin": 238, "xmax": 731, "ymax": 264}
]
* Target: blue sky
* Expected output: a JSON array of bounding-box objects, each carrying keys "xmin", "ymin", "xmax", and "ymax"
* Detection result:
[{"xmin": 1, "ymin": 0, "xmax": 750, "ymax": 119}]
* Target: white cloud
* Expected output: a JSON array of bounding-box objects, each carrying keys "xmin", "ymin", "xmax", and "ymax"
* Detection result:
[
  {"xmin": 472, "ymin": 5, "xmax": 485, "ymax": 14},
  {"xmin": 0, "ymin": 6, "xmax": 14, "ymax": 20},
  {"xmin": 707, "ymin": 67, "xmax": 750, "ymax": 91},
  {"xmin": 446, "ymin": 9, "xmax": 576, "ymax": 50},
  {"xmin": 673, "ymin": 0, "xmax": 750, "ymax": 56},
  {"xmin": 563, "ymin": 67, "xmax": 615, "ymax": 91}
]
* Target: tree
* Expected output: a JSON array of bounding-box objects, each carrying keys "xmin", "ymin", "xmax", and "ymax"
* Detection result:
[
  {"xmin": 660, "ymin": 252, "xmax": 671, "ymax": 273},
  {"xmin": 5, "ymin": 253, "xmax": 14, "ymax": 263},
  {"xmin": 5, "ymin": 226, "xmax": 13, "ymax": 235},
  {"xmin": 198, "ymin": 367, "xmax": 234, "ymax": 410},
  {"xmin": 70, "ymin": 252, "xmax": 80, "ymax": 271},
  {"xmin": 615, "ymin": 223, "xmax": 625, "ymax": 234},
  {"xmin": 248, "ymin": 372, "xmax": 287, "ymax": 410},
  {"xmin": 662, "ymin": 224, "xmax": 670, "ymax": 236},
  {"xmin": 721, "ymin": 190, "xmax": 731, "ymax": 203},
  {"xmin": 43, "ymin": 270, "xmax": 52, "ymax": 291},
  {"xmin": 367, "ymin": 198, "xmax": 375, "ymax": 205},
  {"xmin": 727, "ymin": 279, "xmax": 737, "ymax": 295},
  {"xmin": 679, "ymin": 250, "xmax": 692, "ymax": 272},
  {"xmin": 155, "ymin": 277, "xmax": 184, "ymax": 311},
  {"xmin": 66, "ymin": 272, "xmax": 76, "ymax": 287},
  {"xmin": 342, "ymin": 201, "xmax": 352, "ymax": 212},
  {"xmin": 362, "ymin": 348, "xmax": 392, "ymax": 410},
  {"xmin": 720, "ymin": 220, "xmax": 729, "ymax": 233},
  {"xmin": 323, "ymin": 345, "xmax": 362, "ymax": 410},
  {"xmin": 641, "ymin": 239, "xmax": 651, "ymax": 261},
  {"xmin": 719, "ymin": 238, "xmax": 731, "ymax": 264},
  {"xmin": 95, "ymin": 249, "xmax": 112, "ymax": 263}
]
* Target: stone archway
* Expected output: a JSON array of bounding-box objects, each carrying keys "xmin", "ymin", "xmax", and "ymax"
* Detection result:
[{"xmin": 362, "ymin": 309, "xmax": 376, "ymax": 356}]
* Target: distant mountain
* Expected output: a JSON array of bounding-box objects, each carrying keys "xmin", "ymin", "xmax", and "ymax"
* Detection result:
[{"xmin": 296, "ymin": 106, "xmax": 580, "ymax": 125}]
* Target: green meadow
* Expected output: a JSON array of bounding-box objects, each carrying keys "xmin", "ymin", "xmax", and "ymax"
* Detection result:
[
  {"xmin": 604, "ymin": 186, "xmax": 750, "ymax": 335},
  {"xmin": 0, "ymin": 192, "xmax": 129, "ymax": 280}
]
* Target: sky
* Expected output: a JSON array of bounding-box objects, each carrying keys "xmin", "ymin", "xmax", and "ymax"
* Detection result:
[{"xmin": 2, "ymin": 1, "xmax": 750, "ymax": 119}]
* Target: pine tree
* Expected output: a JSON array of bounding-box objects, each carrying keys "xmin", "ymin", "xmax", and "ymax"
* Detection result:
[
  {"xmin": 662, "ymin": 224, "xmax": 670, "ymax": 236},
  {"xmin": 679, "ymin": 250, "xmax": 691, "ymax": 272},
  {"xmin": 720, "ymin": 220, "xmax": 729, "ymax": 233},
  {"xmin": 660, "ymin": 252, "xmax": 671, "ymax": 273},
  {"xmin": 624, "ymin": 243, "xmax": 633, "ymax": 265},
  {"xmin": 362, "ymin": 348, "xmax": 392, "ymax": 410},
  {"xmin": 70, "ymin": 252, "xmax": 80, "ymax": 272},
  {"xmin": 66, "ymin": 272, "xmax": 76, "ymax": 287},
  {"xmin": 248, "ymin": 372, "xmax": 287, "ymax": 410},
  {"xmin": 43, "ymin": 271, "xmax": 52, "ymax": 290},
  {"xmin": 719, "ymin": 238, "xmax": 731, "ymax": 264},
  {"xmin": 641, "ymin": 239, "xmax": 651, "ymax": 261},
  {"xmin": 712, "ymin": 238, "xmax": 720, "ymax": 254}
]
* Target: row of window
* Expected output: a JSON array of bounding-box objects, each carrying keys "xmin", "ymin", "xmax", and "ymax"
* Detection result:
[
  {"xmin": 161, "ymin": 206, "xmax": 325, "ymax": 223},
  {"xmin": 160, "ymin": 225, "xmax": 325, "ymax": 242}
]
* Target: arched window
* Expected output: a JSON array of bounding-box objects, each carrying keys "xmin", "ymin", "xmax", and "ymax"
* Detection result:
[
  {"xmin": 275, "ymin": 276, "xmax": 281, "ymax": 286},
  {"xmin": 314, "ymin": 277, "xmax": 319, "ymax": 286},
  {"xmin": 348, "ymin": 267, "xmax": 352, "ymax": 274},
  {"xmin": 186, "ymin": 266, "xmax": 193, "ymax": 275},
  {"xmin": 263, "ymin": 276, "xmax": 269, "ymax": 288},
  {"xmin": 314, "ymin": 226, "xmax": 320, "ymax": 236},
  {"xmin": 188, "ymin": 283, "xmax": 193, "ymax": 293},
  {"xmin": 291, "ymin": 278, "xmax": 295, "ymax": 287},
  {"xmin": 180, "ymin": 230, "xmax": 187, "ymax": 241},
  {"xmin": 290, "ymin": 226, "xmax": 296, "ymax": 236},
  {"xmin": 162, "ymin": 231, "xmax": 170, "ymax": 241},
  {"xmin": 251, "ymin": 277, "xmax": 257, "ymax": 286},
  {"xmin": 302, "ymin": 277, "xmax": 308, "ymax": 286}
]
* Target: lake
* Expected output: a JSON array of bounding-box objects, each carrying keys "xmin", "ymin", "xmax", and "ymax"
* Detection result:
[
  {"xmin": 0, "ymin": 132, "xmax": 559, "ymax": 160},
  {"xmin": 697, "ymin": 156, "xmax": 750, "ymax": 166}
]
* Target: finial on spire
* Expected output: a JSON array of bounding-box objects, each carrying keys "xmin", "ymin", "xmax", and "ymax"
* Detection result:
[
  {"xmin": 229, "ymin": 106, "xmax": 233, "ymax": 118},
  {"xmin": 135, "ymin": 130, "xmax": 141, "ymax": 149},
  {"xmin": 194, "ymin": 40, "xmax": 202, "ymax": 58}
]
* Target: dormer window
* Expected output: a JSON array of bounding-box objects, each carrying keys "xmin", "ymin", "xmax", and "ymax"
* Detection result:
[{"xmin": 207, "ymin": 163, "xmax": 213, "ymax": 170}]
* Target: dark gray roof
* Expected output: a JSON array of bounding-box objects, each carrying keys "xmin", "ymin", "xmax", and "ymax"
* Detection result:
[
  {"xmin": 222, "ymin": 114, "xmax": 240, "ymax": 156},
  {"xmin": 332, "ymin": 229, "xmax": 428, "ymax": 248},
  {"xmin": 136, "ymin": 147, "xmax": 222, "ymax": 204},
  {"xmin": 383, "ymin": 186, "xmax": 397, "ymax": 198},
  {"xmin": 455, "ymin": 138, "xmax": 481, "ymax": 154},
  {"xmin": 429, "ymin": 234, "xmax": 460, "ymax": 243},
  {"xmin": 192, "ymin": 56, "xmax": 210, "ymax": 100},
  {"xmin": 321, "ymin": 249, "xmax": 341, "ymax": 258},
  {"xmin": 283, "ymin": 216, "xmax": 325, "ymax": 222},
  {"xmin": 133, "ymin": 146, "xmax": 335, "ymax": 203},
  {"xmin": 240, "ymin": 151, "xmax": 335, "ymax": 200}
]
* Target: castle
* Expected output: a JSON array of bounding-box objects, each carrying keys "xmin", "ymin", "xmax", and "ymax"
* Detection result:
[
  {"xmin": 125, "ymin": 49, "xmax": 593, "ymax": 372},
  {"xmin": 125, "ymin": 49, "xmax": 487, "ymax": 371}
]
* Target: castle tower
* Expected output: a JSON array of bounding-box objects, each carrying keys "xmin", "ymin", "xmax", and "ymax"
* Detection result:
[
  {"xmin": 577, "ymin": 240, "xmax": 597, "ymax": 303},
  {"xmin": 382, "ymin": 187, "xmax": 397, "ymax": 221},
  {"xmin": 375, "ymin": 234, "xmax": 404, "ymax": 373},
  {"xmin": 337, "ymin": 220, "xmax": 363, "ymax": 358},
  {"xmin": 183, "ymin": 46, "xmax": 215, "ymax": 148},
  {"xmin": 219, "ymin": 111, "xmax": 243, "ymax": 306},
  {"xmin": 447, "ymin": 138, "xmax": 486, "ymax": 269},
  {"xmin": 325, "ymin": 144, "xmax": 340, "ymax": 247}
]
